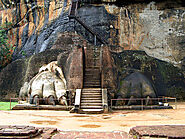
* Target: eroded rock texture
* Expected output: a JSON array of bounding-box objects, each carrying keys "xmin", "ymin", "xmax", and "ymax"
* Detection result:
[
  {"xmin": 105, "ymin": 1, "xmax": 185, "ymax": 67},
  {"xmin": 112, "ymin": 50, "xmax": 185, "ymax": 99},
  {"xmin": 0, "ymin": 0, "xmax": 72, "ymax": 59},
  {"xmin": 0, "ymin": 1, "xmax": 184, "ymax": 101},
  {"xmin": 0, "ymin": 32, "xmax": 87, "ymax": 100},
  {"xmin": 118, "ymin": 72, "xmax": 156, "ymax": 98},
  {"xmin": 0, "ymin": 49, "xmax": 66, "ymax": 100},
  {"xmin": 1, "ymin": 0, "xmax": 184, "ymax": 67}
]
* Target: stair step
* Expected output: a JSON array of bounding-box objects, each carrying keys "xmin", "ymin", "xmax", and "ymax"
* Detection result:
[
  {"xmin": 81, "ymin": 95, "xmax": 102, "ymax": 98},
  {"xmin": 82, "ymin": 92, "xmax": 101, "ymax": 95},
  {"xmin": 85, "ymin": 70, "xmax": 100, "ymax": 72},
  {"xmin": 85, "ymin": 68, "xmax": 100, "ymax": 71},
  {"xmin": 85, "ymin": 66, "xmax": 100, "ymax": 68},
  {"xmin": 82, "ymin": 92, "xmax": 102, "ymax": 95},
  {"xmin": 84, "ymin": 78, "xmax": 100, "ymax": 80},
  {"xmin": 86, "ymin": 58, "xmax": 100, "ymax": 60},
  {"xmin": 86, "ymin": 49, "xmax": 100, "ymax": 51},
  {"xmin": 84, "ymin": 72, "xmax": 100, "ymax": 74},
  {"xmin": 83, "ymin": 86, "xmax": 101, "ymax": 88},
  {"xmin": 81, "ymin": 97, "xmax": 102, "ymax": 100},
  {"xmin": 84, "ymin": 75, "xmax": 100, "ymax": 77},
  {"xmin": 82, "ymin": 88, "xmax": 101, "ymax": 90},
  {"xmin": 82, "ymin": 90, "xmax": 101, "ymax": 93},
  {"xmin": 81, "ymin": 106, "xmax": 103, "ymax": 109},
  {"xmin": 83, "ymin": 85, "xmax": 101, "ymax": 88},
  {"xmin": 84, "ymin": 84, "xmax": 101, "ymax": 88},
  {"xmin": 84, "ymin": 81, "xmax": 100, "ymax": 83},
  {"xmin": 81, "ymin": 103, "xmax": 102, "ymax": 106},
  {"xmin": 84, "ymin": 80, "xmax": 100, "ymax": 82},
  {"xmin": 82, "ymin": 93, "xmax": 101, "ymax": 95},
  {"xmin": 82, "ymin": 89, "xmax": 101, "ymax": 91},
  {"xmin": 84, "ymin": 76, "xmax": 100, "ymax": 78},
  {"xmin": 81, "ymin": 100, "xmax": 102, "ymax": 103},
  {"xmin": 84, "ymin": 73, "xmax": 100, "ymax": 75},
  {"xmin": 79, "ymin": 109, "xmax": 103, "ymax": 114},
  {"xmin": 84, "ymin": 83, "xmax": 101, "ymax": 86},
  {"xmin": 84, "ymin": 76, "xmax": 99, "ymax": 78},
  {"xmin": 82, "ymin": 93, "xmax": 101, "ymax": 96}
]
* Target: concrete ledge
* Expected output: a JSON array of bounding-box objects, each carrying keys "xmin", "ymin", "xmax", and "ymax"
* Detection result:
[
  {"xmin": 102, "ymin": 89, "xmax": 108, "ymax": 113},
  {"xmin": 73, "ymin": 89, "xmax": 82, "ymax": 113},
  {"xmin": 12, "ymin": 104, "xmax": 73, "ymax": 111},
  {"xmin": 111, "ymin": 105, "xmax": 173, "ymax": 110}
]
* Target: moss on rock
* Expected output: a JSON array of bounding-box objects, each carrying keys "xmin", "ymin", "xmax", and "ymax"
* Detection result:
[{"xmin": 112, "ymin": 50, "xmax": 185, "ymax": 99}]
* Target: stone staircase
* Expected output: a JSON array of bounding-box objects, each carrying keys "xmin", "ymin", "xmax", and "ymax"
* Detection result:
[
  {"xmin": 78, "ymin": 46, "xmax": 104, "ymax": 114},
  {"xmin": 80, "ymin": 88, "xmax": 103, "ymax": 113},
  {"xmin": 69, "ymin": 1, "xmax": 108, "ymax": 114},
  {"xmin": 83, "ymin": 67, "xmax": 101, "ymax": 88}
]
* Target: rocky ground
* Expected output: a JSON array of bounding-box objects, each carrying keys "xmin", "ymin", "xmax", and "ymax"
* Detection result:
[{"xmin": 0, "ymin": 102, "xmax": 185, "ymax": 138}]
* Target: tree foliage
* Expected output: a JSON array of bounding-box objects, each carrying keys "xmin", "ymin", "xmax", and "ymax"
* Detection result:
[{"xmin": 0, "ymin": 23, "xmax": 15, "ymax": 69}]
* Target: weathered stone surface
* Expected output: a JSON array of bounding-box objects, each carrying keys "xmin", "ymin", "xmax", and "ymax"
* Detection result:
[
  {"xmin": 101, "ymin": 46, "xmax": 117, "ymax": 99},
  {"xmin": 53, "ymin": 131, "xmax": 129, "ymax": 139},
  {"xmin": 0, "ymin": 125, "xmax": 58, "ymax": 139},
  {"xmin": 28, "ymin": 71, "xmax": 67, "ymax": 105},
  {"xmin": 0, "ymin": 49, "xmax": 67, "ymax": 100},
  {"xmin": 112, "ymin": 50, "xmax": 185, "ymax": 99},
  {"xmin": 130, "ymin": 125, "xmax": 185, "ymax": 138},
  {"xmin": 104, "ymin": 1, "xmax": 185, "ymax": 67},
  {"xmin": 0, "ymin": 32, "xmax": 90, "ymax": 100},
  {"xmin": 65, "ymin": 45, "xmax": 84, "ymax": 90},
  {"xmin": 0, "ymin": 0, "xmax": 71, "ymax": 59},
  {"xmin": 118, "ymin": 72, "xmax": 156, "ymax": 98},
  {"xmin": 0, "ymin": 125, "xmax": 39, "ymax": 137},
  {"xmin": 1, "ymin": 0, "xmax": 184, "ymax": 68}
]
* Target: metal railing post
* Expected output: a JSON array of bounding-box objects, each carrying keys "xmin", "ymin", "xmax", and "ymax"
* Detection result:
[
  {"xmin": 10, "ymin": 98, "xmax": 11, "ymax": 110},
  {"xmin": 94, "ymin": 35, "xmax": 97, "ymax": 45},
  {"xmin": 111, "ymin": 99, "xmax": 112, "ymax": 109},
  {"xmin": 175, "ymin": 98, "xmax": 177, "ymax": 109},
  {"xmin": 141, "ymin": 99, "xmax": 144, "ymax": 110},
  {"xmin": 100, "ymin": 46, "xmax": 103, "ymax": 88}
]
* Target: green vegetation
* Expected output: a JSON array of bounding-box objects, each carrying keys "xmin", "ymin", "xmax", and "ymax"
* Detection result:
[
  {"xmin": 0, "ymin": 22, "xmax": 15, "ymax": 69},
  {"xmin": 0, "ymin": 102, "xmax": 18, "ymax": 110}
]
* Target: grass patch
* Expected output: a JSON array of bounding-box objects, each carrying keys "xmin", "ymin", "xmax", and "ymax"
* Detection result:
[{"xmin": 0, "ymin": 102, "xmax": 18, "ymax": 110}]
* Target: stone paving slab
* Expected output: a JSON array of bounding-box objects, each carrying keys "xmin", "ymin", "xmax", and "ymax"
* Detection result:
[
  {"xmin": 0, "ymin": 125, "xmax": 57, "ymax": 139},
  {"xmin": 53, "ymin": 131, "xmax": 130, "ymax": 139},
  {"xmin": 1, "ymin": 125, "xmax": 185, "ymax": 138},
  {"xmin": 130, "ymin": 125, "xmax": 185, "ymax": 138}
]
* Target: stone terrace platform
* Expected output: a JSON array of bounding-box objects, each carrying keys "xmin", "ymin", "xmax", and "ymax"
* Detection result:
[{"xmin": 1, "ymin": 125, "xmax": 185, "ymax": 138}]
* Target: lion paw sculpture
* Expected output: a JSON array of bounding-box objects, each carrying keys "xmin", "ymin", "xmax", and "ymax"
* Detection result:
[{"xmin": 19, "ymin": 61, "xmax": 67, "ymax": 106}]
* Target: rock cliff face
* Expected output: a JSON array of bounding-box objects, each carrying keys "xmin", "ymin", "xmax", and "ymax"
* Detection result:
[
  {"xmin": 0, "ymin": 0, "xmax": 184, "ymax": 67},
  {"xmin": 0, "ymin": 0, "xmax": 72, "ymax": 59},
  {"xmin": 0, "ymin": 32, "xmax": 87, "ymax": 100},
  {"xmin": 77, "ymin": 1, "xmax": 185, "ymax": 67},
  {"xmin": 0, "ymin": 0, "xmax": 184, "ymax": 100}
]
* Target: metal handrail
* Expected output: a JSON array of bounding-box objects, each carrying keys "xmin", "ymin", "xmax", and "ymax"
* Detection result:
[
  {"xmin": 111, "ymin": 97, "xmax": 177, "ymax": 110},
  {"xmin": 69, "ymin": 0, "xmax": 108, "ymax": 46},
  {"xmin": 8, "ymin": 97, "xmax": 73, "ymax": 110}
]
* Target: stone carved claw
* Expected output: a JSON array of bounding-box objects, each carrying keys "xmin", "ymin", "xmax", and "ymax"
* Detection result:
[{"xmin": 19, "ymin": 61, "xmax": 68, "ymax": 106}]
